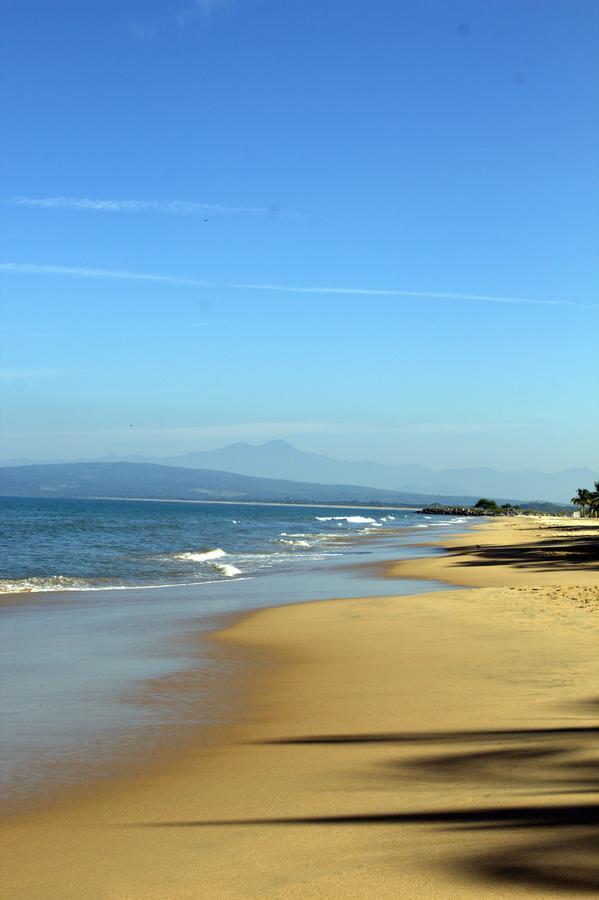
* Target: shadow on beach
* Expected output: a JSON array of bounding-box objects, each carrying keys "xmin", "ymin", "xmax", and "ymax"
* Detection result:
[
  {"xmin": 450, "ymin": 532, "xmax": 599, "ymax": 573},
  {"xmin": 136, "ymin": 699, "xmax": 599, "ymax": 894}
]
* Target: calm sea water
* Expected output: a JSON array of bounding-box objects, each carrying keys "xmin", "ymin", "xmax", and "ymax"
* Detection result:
[{"xmin": 0, "ymin": 497, "xmax": 475, "ymax": 811}]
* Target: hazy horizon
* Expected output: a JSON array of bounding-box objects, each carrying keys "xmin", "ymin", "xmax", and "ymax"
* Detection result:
[{"xmin": 1, "ymin": 437, "xmax": 596, "ymax": 478}]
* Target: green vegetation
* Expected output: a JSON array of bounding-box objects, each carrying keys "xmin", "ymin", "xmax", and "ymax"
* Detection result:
[
  {"xmin": 570, "ymin": 482, "xmax": 599, "ymax": 517},
  {"xmin": 474, "ymin": 498, "xmax": 521, "ymax": 514},
  {"xmin": 474, "ymin": 498, "xmax": 499, "ymax": 511}
]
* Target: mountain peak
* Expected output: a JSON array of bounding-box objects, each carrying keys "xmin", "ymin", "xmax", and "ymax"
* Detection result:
[
  {"xmin": 160, "ymin": 441, "xmax": 594, "ymax": 503},
  {"xmin": 260, "ymin": 439, "xmax": 295, "ymax": 450}
]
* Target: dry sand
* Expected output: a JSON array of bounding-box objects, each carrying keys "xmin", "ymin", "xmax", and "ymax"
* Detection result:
[
  {"xmin": 389, "ymin": 514, "xmax": 599, "ymax": 588},
  {"xmin": 1, "ymin": 516, "xmax": 598, "ymax": 898}
]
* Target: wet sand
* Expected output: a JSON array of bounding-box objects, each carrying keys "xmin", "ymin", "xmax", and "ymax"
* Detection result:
[{"xmin": 1, "ymin": 516, "xmax": 598, "ymax": 897}]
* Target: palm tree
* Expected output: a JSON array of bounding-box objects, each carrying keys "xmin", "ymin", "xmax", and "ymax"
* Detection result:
[
  {"xmin": 571, "ymin": 487, "xmax": 593, "ymax": 517},
  {"xmin": 589, "ymin": 482, "xmax": 599, "ymax": 518}
]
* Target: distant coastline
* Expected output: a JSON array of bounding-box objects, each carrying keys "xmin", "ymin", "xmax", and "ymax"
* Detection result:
[{"xmin": 83, "ymin": 495, "xmax": 423, "ymax": 511}]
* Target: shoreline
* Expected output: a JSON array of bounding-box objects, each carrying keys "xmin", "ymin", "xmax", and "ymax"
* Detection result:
[
  {"xmin": 0, "ymin": 520, "xmax": 468, "ymax": 815},
  {"xmin": 386, "ymin": 514, "xmax": 599, "ymax": 588},
  {"xmin": 2, "ymin": 516, "xmax": 598, "ymax": 897}
]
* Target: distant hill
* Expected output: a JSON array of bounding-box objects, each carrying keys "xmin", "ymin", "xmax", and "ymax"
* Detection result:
[
  {"xmin": 0, "ymin": 460, "xmax": 537, "ymax": 508},
  {"xmin": 35, "ymin": 440, "xmax": 596, "ymax": 504},
  {"xmin": 0, "ymin": 461, "xmax": 573, "ymax": 512}
]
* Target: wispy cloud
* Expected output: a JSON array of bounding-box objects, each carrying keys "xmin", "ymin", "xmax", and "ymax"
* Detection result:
[
  {"xmin": 194, "ymin": 0, "xmax": 229, "ymax": 15},
  {"xmin": 11, "ymin": 421, "xmax": 345, "ymax": 441},
  {"xmin": 0, "ymin": 368, "xmax": 71, "ymax": 379},
  {"xmin": 124, "ymin": 421, "xmax": 344, "ymax": 440},
  {"xmin": 4, "ymin": 422, "xmax": 524, "ymax": 447},
  {"xmin": 0, "ymin": 262, "xmax": 587, "ymax": 309},
  {"xmin": 130, "ymin": 0, "xmax": 228, "ymax": 39},
  {"xmin": 176, "ymin": 0, "xmax": 229, "ymax": 27},
  {"xmin": 129, "ymin": 21, "xmax": 158, "ymax": 42},
  {"xmin": 393, "ymin": 422, "xmax": 521, "ymax": 434},
  {"xmin": 0, "ymin": 329, "xmax": 47, "ymax": 340},
  {"xmin": 105, "ymin": 421, "xmax": 520, "ymax": 439},
  {"xmin": 9, "ymin": 196, "xmax": 284, "ymax": 216}
]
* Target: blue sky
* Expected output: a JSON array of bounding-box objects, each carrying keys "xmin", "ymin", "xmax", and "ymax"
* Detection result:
[{"xmin": 1, "ymin": 0, "xmax": 598, "ymax": 470}]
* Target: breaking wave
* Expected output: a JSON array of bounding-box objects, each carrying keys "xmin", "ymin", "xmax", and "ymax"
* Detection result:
[
  {"xmin": 315, "ymin": 515, "xmax": 378, "ymax": 524},
  {"xmin": 0, "ymin": 576, "xmax": 244, "ymax": 594},
  {"xmin": 0, "ymin": 575, "xmax": 98, "ymax": 594},
  {"xmin": 212, "ymin": 563, "xmax": 242, "ymax": 577},
  {"xmin": 0, "ymin": 501, "xmax": 469, "ymax": 597},
  {"xmin": 171, "ymin": 548, "xmax": 226, "ymax": 562},
  {"xmin": 277, "ymin": 539, "xmax": 312, "ymax": 548}
]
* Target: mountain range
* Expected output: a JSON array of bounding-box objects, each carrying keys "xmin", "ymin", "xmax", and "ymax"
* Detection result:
[
  {"xmin": 2, "ymin": 440, "xmax": 594, "ymax": 503},
  {"xmin": 0, "ymin": 461, "xmax": 498, "ymax": 507}
]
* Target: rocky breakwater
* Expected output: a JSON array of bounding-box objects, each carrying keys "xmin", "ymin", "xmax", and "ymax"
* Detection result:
[{"xmin": 418, "ymin": 505, "xmax": 520, "ymax": 517}]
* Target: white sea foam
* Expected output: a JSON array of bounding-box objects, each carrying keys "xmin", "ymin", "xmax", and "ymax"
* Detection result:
[
  {"xmin": 346, "ymin": 515, "xmax": 378, "ymax": 524},
  {"xmin": 213, "ymin": 563, "xmax": 242, "ymax": 577},
  {"xmin": 0, "ymin": 575, "xmax": 251, "ymax": 595},
  {"xmin": 315, "ymin": 515, "xmax": 378, "ymax": 524},
  {"xmin": 278, "ymin": 539, "xmax": 311, "ymax": 547},
  {"xmin": 172, "ymin": 548, "xmax": 226, "ymax": 562},
  {"xmin": 0, "ymin": 575, "xmax": 96, "ymax": 594}
]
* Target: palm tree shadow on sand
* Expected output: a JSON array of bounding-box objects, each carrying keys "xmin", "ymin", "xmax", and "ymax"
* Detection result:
[
  {"xmin": 134, "ymin": 698, "xmax": 599, "ymax": 894},
  {"xmin": 448, "ymin": 529, "xmax": 599, "ymax": 573}
]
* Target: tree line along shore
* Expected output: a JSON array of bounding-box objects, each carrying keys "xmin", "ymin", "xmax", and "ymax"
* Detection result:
[{"xmin": 419, "ymin": 485, "xmax": 599, "ymax": 517}]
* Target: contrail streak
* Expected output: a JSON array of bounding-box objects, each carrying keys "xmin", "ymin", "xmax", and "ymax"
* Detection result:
[{"xmin": 0, "ymin": 262, "xmax": 587, "ymax": 308}]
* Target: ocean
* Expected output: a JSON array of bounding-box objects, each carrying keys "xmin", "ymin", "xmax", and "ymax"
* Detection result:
[
  {"xmin": 0, "ymin": 496, "xmax": 475, "ymax": 811},
  {"xmin": 0, "ymin": 496, "xmax": 451, "ymax": 594}
]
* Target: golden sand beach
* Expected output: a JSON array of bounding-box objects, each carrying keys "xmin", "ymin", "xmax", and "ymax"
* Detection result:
[{"xmin": 1, "ymin": 516, "xmax": 598, "ymax": 898}]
